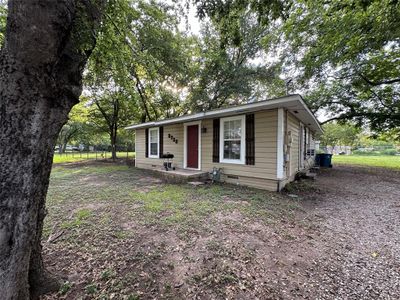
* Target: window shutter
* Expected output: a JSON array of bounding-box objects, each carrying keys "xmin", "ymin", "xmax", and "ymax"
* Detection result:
[
  {"xmin": 245, "ymin": 114, "xmax": 255, "ymax": 165},
  {"xmin": 145, "ymin": 128, "xmax": 149, "ymax": 158},
  {"xmin": 212, "ymin": 118, "xmax": 220, "ymax": 163},
  {"xmin": 159, "ymin": 126, "xmax": 163, "ymax": 158}
]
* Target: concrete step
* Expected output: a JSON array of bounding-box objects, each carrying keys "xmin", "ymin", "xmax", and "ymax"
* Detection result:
[{"xmin": 305, "ymin": 172, "xmax": 317, "ymax": 180}]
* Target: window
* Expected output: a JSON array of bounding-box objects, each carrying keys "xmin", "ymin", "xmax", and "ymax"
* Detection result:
[
  {"xmin": 220, "ymin": 115, "xmax": 245, "ymax": 164},
  {"xmin": 148, "ymin": 127, "xmax": 159, "ymax": 158}
]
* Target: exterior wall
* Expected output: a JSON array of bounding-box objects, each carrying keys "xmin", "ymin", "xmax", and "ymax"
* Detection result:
[
  {"xmin": 201, "ymin": 109, "xmax": 278, "ymax": 190},
  {"xmin": 135, "ymin": 123, "xmax": 184, "ymax": 170},
  {"xmin": 287, "ymin": 112, "xmax": 300, "ymax": 179},
  {"xmin": 304, "ymin": 132, "xmax": 316, "ymax": 168},
  {"xmin": 282, "ymin": 111, "xmax": 316, "ymax": 186},
  {"xmin": 221, "ymin": 175, "xmax": 278, "ymax": 191},
  {"xmin": 133, "ymin": 108, "xmax": 317, "ymax": 192}
]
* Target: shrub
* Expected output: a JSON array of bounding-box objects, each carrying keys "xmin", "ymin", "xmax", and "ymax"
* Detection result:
[
  {"xmin": 351, "ymin": 149, "xmax": 398, "ymax": 156},
  {"xmin": 352, "ymin": 150, "xmax": 379, "ymax": 156},
  {"xmin": 382, "ymin": 149, "xmax": 398, "ymax": 156}
]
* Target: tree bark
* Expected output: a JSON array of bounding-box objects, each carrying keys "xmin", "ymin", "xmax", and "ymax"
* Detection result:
[
  {"xmin": 111, "ymin": 133, "xmax": 117, "ymax": 160},
  {"xmin": 58, "ymin": 144, "xmax": 63, "ymax": 154},
  {"xmin": 0, "ymin": 1, "xmax": 103, "ymax": 299},
  {"xmin": 111, "ymin": 98, "xmax": 119, "ymax": 161}
]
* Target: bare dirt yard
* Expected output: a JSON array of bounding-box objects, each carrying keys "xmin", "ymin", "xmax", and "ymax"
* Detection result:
[{"xmin": 41, "ymin": 162, "xmax": 400, "ymax": 299}]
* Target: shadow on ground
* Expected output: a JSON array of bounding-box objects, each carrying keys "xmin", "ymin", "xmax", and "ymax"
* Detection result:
[{"xmin": 41, "ymin": 162, "xmax": 400, "ymax": 299}]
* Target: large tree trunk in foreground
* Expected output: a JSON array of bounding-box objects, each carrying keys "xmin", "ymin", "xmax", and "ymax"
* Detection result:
[{"xmin": 0, "ymin": 1, "xmax": 103, "ymax": 299}]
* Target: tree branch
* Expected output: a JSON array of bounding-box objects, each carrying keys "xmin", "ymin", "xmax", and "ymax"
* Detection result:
[{"xmin": 359, "ymin": 73, "xmax": 400, "ymax": 86}]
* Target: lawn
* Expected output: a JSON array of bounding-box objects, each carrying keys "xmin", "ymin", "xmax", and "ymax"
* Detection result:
[
  {"xmin": 53, "ymin": 152, "xmax": 135, "ymax": 164},
  {"xmin": 42, "ymin": 162, "xmax": 304, "ymax": 299},
  {"xmin": 332, "ymin": 155, "xmax": 400, "ymax": 170}
]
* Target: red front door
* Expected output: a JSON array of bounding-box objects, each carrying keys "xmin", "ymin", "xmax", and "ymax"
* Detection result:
[{"xmin": 186, "ymin": 125, "xmax": 199, "ymax": 168}]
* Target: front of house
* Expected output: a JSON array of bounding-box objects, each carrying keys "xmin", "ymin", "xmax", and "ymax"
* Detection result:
[{"xmin": 126, "ymin": 94, "xmax": 323, "ymax": 191}]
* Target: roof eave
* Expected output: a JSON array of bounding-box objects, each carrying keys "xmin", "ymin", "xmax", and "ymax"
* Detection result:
[{"xmin": 125, "ymin": 94, "xmax": 323, "ymax": 134}]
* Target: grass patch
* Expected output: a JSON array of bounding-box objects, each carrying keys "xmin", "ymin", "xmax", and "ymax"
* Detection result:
[
  {"xmin": 53, "ymin": 152, "xmax": 135, "ymax": 164},
  {"xmin": 45, "ymin": 163, "xmax": 298, "ymax": 232},
  {"xmin": 59, "ymin": 281, "xmax": 72, "ymax": 295},
  {"xmin": 130, "ymin": 185, "xmax": 230, "ymax": 226},
  {"xmin": 333, "ymin": 155, "xmax": 400, "ymax": 170},
  {"xmin": 44, "ymin": 162, "xmax": 303, "ymax": 298},
  {"xmin": 284, "ymin": 179, "xmax": 318, "ymax": 194},
  {"xmin": 61, "ymin": 208, "xmax": 92, "ymax": 229}
]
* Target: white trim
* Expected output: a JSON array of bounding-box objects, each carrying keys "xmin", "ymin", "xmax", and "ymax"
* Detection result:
[
  {"xmin": 148, "ymin": 127, "xmax": 159, "ymax": 158},
  {"xmin": 125, "ymin": 94, "xmax": 323, "ymax": 135},
  {"xmin": 277, "ymin": 108, "xmax": 285, "ymax": 179},
  {"xmin": 299, "ymin": 122, "xmax": 304, "ymax": 169},
  {"xmin": 219, "ymin": 115, "xmax": 246, "ymax": 165},
  {"xmin": 134, "ymin": 131, "xmax": 136, "ymax": 167},
  {"xmin": 183, "ymin": 121, "xmax": 201, "ymax": 170}
]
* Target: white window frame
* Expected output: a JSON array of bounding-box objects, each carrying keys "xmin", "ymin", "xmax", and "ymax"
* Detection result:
[
  {"xmin": 219, "ymin": 115, "xmax": 246, "ymax": 165},
  {"xmin": 148, "ymin": 127, "xmax": 159, "ymax": 158}
]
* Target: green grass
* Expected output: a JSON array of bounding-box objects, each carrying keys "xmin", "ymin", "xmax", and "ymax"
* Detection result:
[
  {"xmin": 46, "ymin": 163, "xmax": 299, "ymax": 234},
  {"xmin": 60, "ymin": 208, "xmax": 92, "ymax": 229},
  {"xmin": 44, "ymin": 162, "xmax": 303, "ymax": 298},
  {"xmin": 53, "ymin": 152, "xmax": 135, "ymax": 164},
  {"xmin": 333, "ymin": 155, "xmax": 400, "ymax": 170}
]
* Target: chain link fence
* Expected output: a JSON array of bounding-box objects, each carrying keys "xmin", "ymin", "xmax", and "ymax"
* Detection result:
[{"xmin": 53, "ymin": 145, "xmax": 135, "ymax": 164}]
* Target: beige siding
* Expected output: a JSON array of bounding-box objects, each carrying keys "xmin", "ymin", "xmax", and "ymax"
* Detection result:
[
  {"xmin": 221, "ymin": 174, "xmax": 278, "ymax": 191},
  {"xmin": 164, "ymin": 124, "xmax": 184, "ymax": 166},
  {"xmin": 135, "ymin": 124, "xmax": 184, "ymax": 169},
  {"xmin": 283, "ymin": 112, "xmax": 316, "ymax": 183},
  {"xmin": 133, "ymin": 108, "xmax": 316, "ymax": 191},
  {"xmin": 201, "ymin": 110, "xmax": 278, "ymax": 181},
  {"xmin": 287, "ymin": 112, "xmax": 300, "ymax": 179}
]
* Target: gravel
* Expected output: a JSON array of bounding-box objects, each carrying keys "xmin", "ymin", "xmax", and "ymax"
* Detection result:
[{"xmin": 297, "ymin": 165, "xmax": 400, "ymax": 299}]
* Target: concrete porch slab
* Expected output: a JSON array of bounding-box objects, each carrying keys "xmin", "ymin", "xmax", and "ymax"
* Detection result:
[{"xmin": 146, "ymin": 168, "xmax": 209, "ymax": 184}]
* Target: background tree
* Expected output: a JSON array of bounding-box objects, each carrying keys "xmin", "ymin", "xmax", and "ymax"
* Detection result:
[
  {"xmin": 0, "ymin": 1, "xmax": 104, "ymax": 298},
  {"xmin": 87, "ymin": 89, "xmax": 137, "ymax": 160},
  {"xmin": 188, "ymin": 13, "xmax": 281, "ymax": 111},
  {"xmin": 320, "ymin": 122, "xmax": 361, "ymax": 149},
  {"xmin": 86, "ymin": 0, "xmax": 193, "ymax": 123},
  {"xmin": 56, "ymin": 101, "xmax": 93, "ymax": 153},
  {"xmin": 378, "ymin": 128, "xmax": 400, "ymax": 143},
  {"xmin": 194, "ymin": 0, "xmax": 399, "ymax": 135},
  {"xmin": 276, "ymin": 0, "xmax": 400, "ymax": 132}
]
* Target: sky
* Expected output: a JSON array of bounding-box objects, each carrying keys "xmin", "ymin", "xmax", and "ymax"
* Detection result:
[{"xmin": 177, "ymin": 3, "xmax": 201, "ymax": 35}]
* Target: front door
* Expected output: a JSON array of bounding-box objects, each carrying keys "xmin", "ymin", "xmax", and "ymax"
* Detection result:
[{"xmin": 186, "ymin": 124, "xmax": 199, "ymax": 169}]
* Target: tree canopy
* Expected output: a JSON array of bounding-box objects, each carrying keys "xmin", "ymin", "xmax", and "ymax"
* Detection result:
[
  {"xmin": 275, "ymin": 0, "xmax": 400, "ymax": 132},
  {"xmin": 320, "ymin": 122, "xmax": 361, "ymax": 148},
  {"xmin": 192, "ymin": 0, "xmax": 400, "ymax": 134},
  {"xmin": 86, "ymin": 0, "xmax": 193, "ymax": 123}
]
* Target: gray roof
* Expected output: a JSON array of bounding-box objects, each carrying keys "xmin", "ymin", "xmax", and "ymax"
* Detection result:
[{"xmin": 125, "ymin": 94, "xmax": 323, "ymax": 135}]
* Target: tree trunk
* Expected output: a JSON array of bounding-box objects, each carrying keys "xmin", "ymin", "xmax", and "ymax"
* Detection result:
[
  {"xmin": 0, "ymin": 1, "xmax": 103, "ymax": 299},
  {"xmin": 62, "ymin": 141, "xmax": 68, "ymax": 154},
  {"xmin": 58, "ymin": 144, "xmax": 64, "ymax": 154},
  {"xmin": 0, "ymin": 68, "xmax": 69, "ymax": 298},
  {"xmin": 110, "ymin": 128, "xmax": 117, "ymax": 161}
]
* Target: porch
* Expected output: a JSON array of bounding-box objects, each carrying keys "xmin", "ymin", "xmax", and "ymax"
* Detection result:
[{"xmin": 147, "ymin": 167, "xmax": 209, "ymax": 184}]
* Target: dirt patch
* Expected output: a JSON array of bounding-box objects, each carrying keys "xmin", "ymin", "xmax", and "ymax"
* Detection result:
[{"xmin": 41, "ymin": 164, "xmax": 400, "ymax": 299}]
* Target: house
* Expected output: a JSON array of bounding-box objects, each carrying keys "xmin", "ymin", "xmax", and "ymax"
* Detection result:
[{"xmin": 125, "ymin": 94, "xmax": 323, "ymax": 191}]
